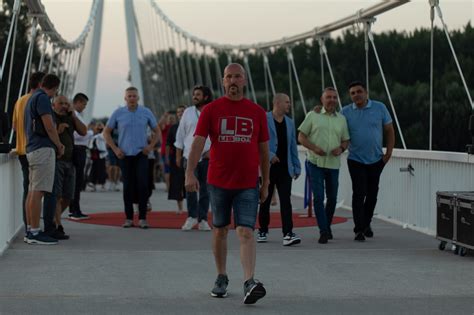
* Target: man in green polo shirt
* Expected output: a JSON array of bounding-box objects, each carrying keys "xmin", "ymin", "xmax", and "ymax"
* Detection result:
[{"xmin": 298, "ymin": 87, "xmax": 350, "ymax": 244}]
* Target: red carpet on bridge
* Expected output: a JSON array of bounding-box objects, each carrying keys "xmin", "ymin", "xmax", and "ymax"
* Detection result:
[{"xmin": 69, "ymin": 211, "xmax": 348, "ymax": 229}]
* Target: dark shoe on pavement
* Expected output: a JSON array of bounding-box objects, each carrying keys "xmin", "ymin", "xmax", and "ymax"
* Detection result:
[
  {"xmin": 49, "ymin": 229, "xmax": 70, "ymax": 240},
  {"xmin": 256, "ymin": 231, "xmax": 267, "ymax": 243},
  {"xmin": 283, "ymin": 232, "xmax": 301, "ymax": 246},
  {"xmin": 354, "ymin": 232, "xmax": 366, "ymax": 242},
  {"xmin": 27, "ymin": 232, "xmax": 58, "ymax": 245},
  {"xmin": 211, "ymin": 274, "xmax": 229, "ymax": 298},
  {"xmin": 318, "ymin": 233, "xmax": 329, "ymax": 244},
  {"xmin": 69, "ymin": 212, "xmax": 90, "ymax": 220},
  {"xmin": 364, "ymin": 226, "xmax": 374, "ymax": 238},
  {"xmin": 243, "ymin": 278, "xmax": 266, "ymax": 304}
]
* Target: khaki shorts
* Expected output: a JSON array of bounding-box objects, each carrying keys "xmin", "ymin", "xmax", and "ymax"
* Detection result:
[{"xmin": 27, "ymin": 147, "xmax": 56, "ymax": 193}]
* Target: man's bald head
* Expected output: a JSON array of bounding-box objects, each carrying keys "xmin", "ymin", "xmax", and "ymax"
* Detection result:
[
  {"xmin": 223, "ymin": 63, "xmax": 247, "ymax": 100},
  {"xmin": 223, "ymin": 63, "xmax": 246, "ymax": 76}
]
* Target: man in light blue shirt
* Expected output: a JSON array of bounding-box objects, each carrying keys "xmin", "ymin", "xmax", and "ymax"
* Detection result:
[
  {"xmin": 103, "ymin": 87, "xmax": 161, "ymax": 229},
  {"xmin": 341, "ymin": 81, "xmax": 395, "ymax": 241}
]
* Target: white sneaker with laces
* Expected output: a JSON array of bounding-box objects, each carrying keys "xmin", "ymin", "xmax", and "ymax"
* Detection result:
[
  {"xmin": 198, "ymin": 220, "xmax": 211, "ymax": 231},
  {"xmin": 181, "ymin": 217, "xmax": 198, "ymax": 230}
]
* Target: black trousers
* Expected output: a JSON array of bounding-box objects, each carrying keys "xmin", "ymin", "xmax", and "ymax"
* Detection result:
[
  {"xmin": 258, "ymin": 164, "xmax": 293, "ymax": 235},
  {"xmin": 120, "ymin": 153, "xmax": 149, "ymax": 220},
  {"xmin": 18, "ymin": 155, "xmax": 29, "ymax": 232},
  {"xmin": 70, "ymin": 145, "xmax": 87, "ymax": 215},
  {"xmin": 347, "ymin": 158, "xmax": 385, "ymax": 234}
]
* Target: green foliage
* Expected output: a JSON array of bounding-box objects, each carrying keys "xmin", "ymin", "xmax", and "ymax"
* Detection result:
[{"xmin": 140, "ymin": 24, "xmax": 474, "ymax": 152}]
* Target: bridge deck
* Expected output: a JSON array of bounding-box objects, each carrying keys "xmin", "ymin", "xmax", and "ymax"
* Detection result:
[{"xmin": 1, "ymin": 184, "xmax": 473, "ymax": 314}]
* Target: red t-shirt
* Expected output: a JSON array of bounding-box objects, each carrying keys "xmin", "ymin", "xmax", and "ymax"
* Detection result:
[
  {"xmin": 160, "ymin": 124, "xmax": 171, "ymax": 156},
  {"xmin": 194, "ymin": 97, "xmax": 269, "ymax": 189}
]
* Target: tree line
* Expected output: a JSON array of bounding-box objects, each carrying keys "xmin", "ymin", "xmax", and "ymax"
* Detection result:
[
  {"xmin": 141, "ymin": 24, "xmax": 474, "ymax": 152},
  {"xmin": 1, "ymin": 0, "xmax": 473, "ymax": 152}
]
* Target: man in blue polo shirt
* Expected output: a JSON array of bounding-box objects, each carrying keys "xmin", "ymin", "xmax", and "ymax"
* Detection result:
[
  {"xmin": 103, "ymin": 87, "xmax": 161, "ymax": 229},
  {"xmin": 341, "ymin": 81, "xmax": 395, "ymax": 242}
]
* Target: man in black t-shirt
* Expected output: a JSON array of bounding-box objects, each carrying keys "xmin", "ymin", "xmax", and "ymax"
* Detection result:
[{"xmin": 257, "ymin": 93, "xmax": 302, "ymax": 246}]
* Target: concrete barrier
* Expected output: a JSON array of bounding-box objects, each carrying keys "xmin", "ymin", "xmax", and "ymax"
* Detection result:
[{"xmin": 0, "ymin": 154, "xmax": 23, "ymax": 255}]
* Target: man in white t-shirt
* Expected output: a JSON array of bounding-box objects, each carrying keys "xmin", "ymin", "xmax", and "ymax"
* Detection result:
[{"xmin": 175, "ymin": 85, "xmax": 212, "ymax": 231}]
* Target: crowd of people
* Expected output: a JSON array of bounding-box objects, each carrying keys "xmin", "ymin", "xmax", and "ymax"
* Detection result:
[{"xmin": 9, "ymin": 61, "xmax": 394, "ymax": 305}]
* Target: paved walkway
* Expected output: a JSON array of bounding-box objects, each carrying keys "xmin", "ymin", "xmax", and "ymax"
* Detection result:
[{"xmin": 1, "ymin": 184, "xmax": 473, "ymax": 314}]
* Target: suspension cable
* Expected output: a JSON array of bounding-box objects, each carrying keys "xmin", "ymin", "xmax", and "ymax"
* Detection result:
[
  {"xmin": 170, "ymin": 27, "xmax": 184, "ymax": 105},
  {"xmin": 262, "ymin": 51, "xmax": 276, "ymax": 96},
  {"xmin": 243, "ymin": 54, "xmax": 257, "ymax": 103},
  {"xmin": 185, "ymin": 38, "xmax": 195, "ymax": 96},
  {"xmin": 193, "ymin": 41, "xmax": 203, "ymax": 85},
  {"xmin": 287, "ymin": 48, "xmax": 294, "ymax": 120},
  {"xmin": 177, "ymin": 33, "xmax": 189, "ymax": 102},
  {"xmin": 38, "ymin": 35, "xmax": 48, "ymax": 71},
  {"xmin": 214, "ymin": 51, "xmax": 224, "ymax": 97},
  {"xmin": 318, "ymin": 37, "xmax": 342, "ymax": 111},
  {"xmin": 429, "ymin": 0, "xmax": 436, "ymax": 150},
  {"xmin": 367, "ymin": 26, "xmax": 407, "ymax": 149},
  {"xmin": 0, "ymin": 0, "xmax": 21, "ymax": 83},
  {"xmin": 203, "ymin": 45, "xmax": 213, "ymax": 91},
  {"xmin": 434, "ymin": 2, "xmax": 473, "ymax": 109},
  {"xmin": 287, "ymin": 47, "xmax": 307, "ymax": 115},
  {"xmin": 3, "ymin": 1, "xmax": 21, "ymax": 113},
  {"xmin": 263, "ymin": 54, "xmax": 269, "ymax": 110}
]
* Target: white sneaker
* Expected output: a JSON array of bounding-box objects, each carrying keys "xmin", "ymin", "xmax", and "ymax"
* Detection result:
[
  {"xmin": 139, "ymin": 219, "xmax": 149, "ymax": 229},
  {"xmin": 198, "ymin": 220, "xmax": 211, "ymax": 231},
  {"xmin": 181, "ymin": 217, "xmax": 198, "ymax": 230}
]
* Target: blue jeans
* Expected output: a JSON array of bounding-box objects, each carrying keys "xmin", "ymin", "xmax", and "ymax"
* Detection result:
[
  {"xmin": 185, "ymin": 158, "xmax": 209, "ymax": 222},
  {"xmin": 308, "ymin": 163, "xmax": 339, "ymax": 234},
  {"xmin": 208, "ymin": 183, "xmax": 259, "ymax": 229}
]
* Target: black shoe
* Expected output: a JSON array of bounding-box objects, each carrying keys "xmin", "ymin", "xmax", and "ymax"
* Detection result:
[
  {"xmin": 211, "ymin": 274, "xmax": 229, "ymax": 298},
  {"xmin": 328, "ymin": 232, "xmax": 333, "ymax": 240},
  {"xmin": 283, "ymin": 232, "xmax": 301, "ymax": 246},
  {"xmin": 243, "ymin": 278, "xmax": 266, "ymax": 304},
  {"xmin": 49, "ymin": 229, "xmax": 70, "ymax": 240},
  {"xmin": 364, "ymin": 227, "xmax": 374, "ymax": 238},
  {"xmin": 318, "ymin": 233, "xmax": 329, "ymax": 244},
  {"xmin": 354, "ymin": 232, "xmax": 366, "ymax": 242}
]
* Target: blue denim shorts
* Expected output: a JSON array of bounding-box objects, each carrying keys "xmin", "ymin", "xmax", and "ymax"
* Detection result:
[{"xmin": 208, "ymin": 183, "xmax": 259, "ymax": 229}]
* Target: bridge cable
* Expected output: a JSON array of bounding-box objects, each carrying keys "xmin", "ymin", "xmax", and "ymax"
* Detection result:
[
  {"xmin": 243, "ymin": 54, "xmax": 257, "ymax": 103},
  {"xmin": 185, "ymin": 38, "xmax": 195, "ymax": 97},
  {"xmin": 434, "ymin": 3, "xmax": 473, "ymax": 109},
  {"xmin": 367, "ymin": 25, "xmax": 407, "ymax": 149},
  {"xmin": 168, "ymin": 27, "xmax": 184, "ymax": 107},
  {"xmin": 213, "ymin": 52, "xmax": 224, "ymax": 97},
  {"xmin": 0, "ymin": 0, "xmax": 20, "ymax": 84},
  {"xmin": 429, "ymin": 1, "xmax": 435, "ymax": 150},
  {"xmin": 37, "ymin": 35, "xmax": 48, "ymax": 71},
  {"xmin": 287, "ymin": 46, "xmax": 307, "ymax": 115},
  {"xmin": 318, "ymin": 37, "xmax": 342, "ymax": 111},
  {"xmin": 203, "ymin": 45, "xmax": 214, "ymax": 92},
  {"xmin": 177, "ymin": 33, "xmax": 190, "ymax": 103},
  {"xmin": 193, "ymin": 41, "xmax": 203, "ymax": 85}
]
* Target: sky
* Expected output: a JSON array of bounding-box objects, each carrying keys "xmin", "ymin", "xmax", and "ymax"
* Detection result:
[{"xmin": 40, "ymin": 0, "xmax": 474, "ymax": 118}]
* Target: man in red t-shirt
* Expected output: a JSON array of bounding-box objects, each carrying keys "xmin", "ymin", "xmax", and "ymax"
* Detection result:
[{"xmin": 185, "ymin": 63, "xmax": 270, "ymax": 304}]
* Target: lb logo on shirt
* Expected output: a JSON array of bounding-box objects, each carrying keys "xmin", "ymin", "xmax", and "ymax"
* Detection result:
[{"xmin": 218, "ymin": 116, "xmax": 253, "ymax": 143}]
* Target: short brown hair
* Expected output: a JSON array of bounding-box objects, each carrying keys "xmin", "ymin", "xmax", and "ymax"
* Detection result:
[
  {"xmin": 41, "ymin": 74, "xmax": 61, "ymax": 90},
  {"xmin": 126, "ymin": 86, "xmax": 138, "ymax": 92}
]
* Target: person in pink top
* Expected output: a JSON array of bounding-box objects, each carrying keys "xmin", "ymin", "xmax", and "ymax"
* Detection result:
[{"xmin": 185, "ymin": 63, "xmax": 270, "ymax": 304}]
